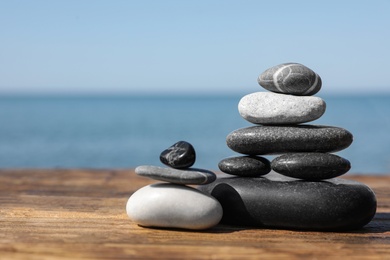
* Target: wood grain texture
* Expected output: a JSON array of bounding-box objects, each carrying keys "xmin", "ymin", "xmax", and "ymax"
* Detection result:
[{"xmin": 0, "ymin": 169, "xmax": 389, "ymax": 259}]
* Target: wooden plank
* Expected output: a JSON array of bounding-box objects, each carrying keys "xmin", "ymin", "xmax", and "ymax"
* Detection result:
[{"xmin": 0, "ymin": 169, "xmax": 389, "ymax": 259}]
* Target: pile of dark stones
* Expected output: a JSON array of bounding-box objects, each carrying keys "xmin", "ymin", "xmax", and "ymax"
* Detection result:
[{"xmin": 200, "ymin": 63, "xmax": 377, "ymax": 231}]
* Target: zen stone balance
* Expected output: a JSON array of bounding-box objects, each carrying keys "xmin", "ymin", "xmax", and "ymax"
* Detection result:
[
  {"xmin": 126, "ymin": 62, "xmax": 377, "ymax": 231},
  {"xmin": 127, "ymin": 141, "xmax": 222, "ymax": 230}
]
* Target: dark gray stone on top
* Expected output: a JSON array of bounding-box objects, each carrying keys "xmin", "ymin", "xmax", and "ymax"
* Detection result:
[
  {"xmin": 218, "ymin": 156, "xmax": 271, "ymax": 177},
  {"xmin": 258, "ymin": 63, "xmax": 322, "ymax": 96},
  {"xmin": 198, "ymin": 172, "xmax": 377, "ymax": 231},
  {"xmin": 135, "ymin": 165, "xmax": 216, "ymax": 185},
  {"xmin": 226, "ymin": 125, "xmax": 353, "ymax": 155},
  {"xmin": 160, "ymin": 141, "xmax": 196, "ymax": 169},
  {"xmin": 271, "ymin": 153, "xmax": 351, "ymax": 180}
]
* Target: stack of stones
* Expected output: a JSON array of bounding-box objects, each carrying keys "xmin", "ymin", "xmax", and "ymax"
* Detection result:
[
  {"xmin": 126, "ymin": 141, "xmax": 222, "ymax": 230},
  {"xmin": 218, "ymin": 62, "xmax": 352, "ymax": 181},
  {"xmin": 200, "ymin": 63, "xmax": 377, "ymax": 231}
]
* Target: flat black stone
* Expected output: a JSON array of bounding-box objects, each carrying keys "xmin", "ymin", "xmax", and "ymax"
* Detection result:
[
  {"xmin": 135, "ymin": 165, "xmax": 216, "ymax": 185},
  {"xmin": 198, "ymin": 173, "xmax": 377, "ymax": 231},
  {"xmin": 226, "ymin": 125, "xmax": 353, "ymax": 155},
  {"xmin": 218, "ymin": 156, "xmax": 271, "ymax": 177},
  {"xmin": 160, "ymin": 141, "xmax": 196, "ymax": 169},
  {"xmin": 271, "ymin": 153, "xmax": 351, "ymax": 180}
]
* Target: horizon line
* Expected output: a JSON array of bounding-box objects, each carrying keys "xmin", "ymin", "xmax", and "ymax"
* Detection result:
[{"xmin": 1, "ymin": 90, "xmax": 390, "ymax": 98}]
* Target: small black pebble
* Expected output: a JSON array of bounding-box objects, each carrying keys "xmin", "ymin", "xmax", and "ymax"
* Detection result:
[{"xmin": 160, "ymin": 141, "xmax": 196, "ymax": 169}]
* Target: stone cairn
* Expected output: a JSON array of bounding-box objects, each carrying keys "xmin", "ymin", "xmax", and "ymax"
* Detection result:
[
  {"xmin": 126, "ymin": 141, "xmax": 222, "ymax": 230},
  {"xmin": 201, "ymin": 63, "xmax": 376, "ymax": 231},
  {"xmin": 127, "ymin": 63, "xmax": 377, "ymax": 231},
  {"xmin": 219, "ymin": 62, "xmax": 352, "ymax": 180}
]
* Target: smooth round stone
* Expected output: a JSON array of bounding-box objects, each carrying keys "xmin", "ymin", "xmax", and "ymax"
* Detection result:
[
  {"xmin": 135, "ymin": 165, "xmax": 216, "ymax": 185},
  {"xmin": 198, "ymin": 173, "xmax": 377, "ymax": 231},
  {"xmin": 238, "ymin": 92, "xmax": 326, "ymax": 125},
  {"xmin": 226, "ymin": 125, "xmax": 353, "ymax": 155},
  {"xmin": 218, "ymin": 156, "xmax": 271, "ymax": 177},
  {"xmin": 127, "ymin": 183, "xmax": 223, "ymax": 230},
  {"xmin": 258, "ymin": 63, "xmax": 322, "ymax": 96},
  {"xmin": 271, "ymin": 153, "xmax": 351, "ymax": 180},
  {"xmin": 160, "ymin": 141, "xmax": 196, "ymax": 169}
]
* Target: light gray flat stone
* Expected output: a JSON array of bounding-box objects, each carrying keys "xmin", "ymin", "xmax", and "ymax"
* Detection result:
[
  {"xmin": 135, "ymin": 165, "xmax": 216, "ymax": 185},
  {"xmin": 238, "ymin": 92, "xmax": 326, "ymax": 125},
  {"xmin": 258, "ymin": 63, "xmax": 322, "ymax": 96},
  {"xmin": 127, "ymin": 183, "xmax": 223, "ymax": 230}
]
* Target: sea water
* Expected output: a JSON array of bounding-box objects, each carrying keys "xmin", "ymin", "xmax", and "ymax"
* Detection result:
[{"xmin": 0, "ymin": 94, "xmax": 389, "ymax": 174}]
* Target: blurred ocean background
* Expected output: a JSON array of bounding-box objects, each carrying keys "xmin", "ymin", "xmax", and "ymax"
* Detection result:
[{"xmin": 0, "ymin": 93, "xmax": 389, "ymax": 174}]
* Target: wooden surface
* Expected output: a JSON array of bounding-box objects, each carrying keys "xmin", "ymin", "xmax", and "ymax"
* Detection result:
[{"xmin": 0, "ymin": 169, "xmax": 389, "ymax": 259}]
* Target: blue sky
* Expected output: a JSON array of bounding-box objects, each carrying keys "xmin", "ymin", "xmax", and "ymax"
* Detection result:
[{"xmin": 1, "ymin": 0, "xmax": 389, "ymax": 95}]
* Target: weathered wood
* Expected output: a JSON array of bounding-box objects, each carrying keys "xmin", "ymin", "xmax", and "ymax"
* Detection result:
[{"xmin": 0, "ymin": 169, "xmax": 389, "ymax": 259}]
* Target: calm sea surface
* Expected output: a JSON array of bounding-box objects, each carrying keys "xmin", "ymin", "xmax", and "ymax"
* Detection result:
[{"xmin": 0, "ymin": 94, "xmax": 389, "ymax": 174}]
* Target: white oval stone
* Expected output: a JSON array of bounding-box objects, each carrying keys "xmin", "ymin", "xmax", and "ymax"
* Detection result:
[
  {"xmin": 126, "ymin": 183, "xmax": 223, "ymax": 230},
  {"xmin": 238, "ymin": 92, "xmax": 326, "ymax": 125}
]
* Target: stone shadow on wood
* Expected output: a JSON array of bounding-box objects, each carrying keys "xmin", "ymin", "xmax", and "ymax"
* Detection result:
[
  {"xmin": 347, "ymin": 213, "xmax": 390, "ymax": 234},
  {"xmin": 135, "ymin": 213, "xmax": 390, "ymax": 234}
]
